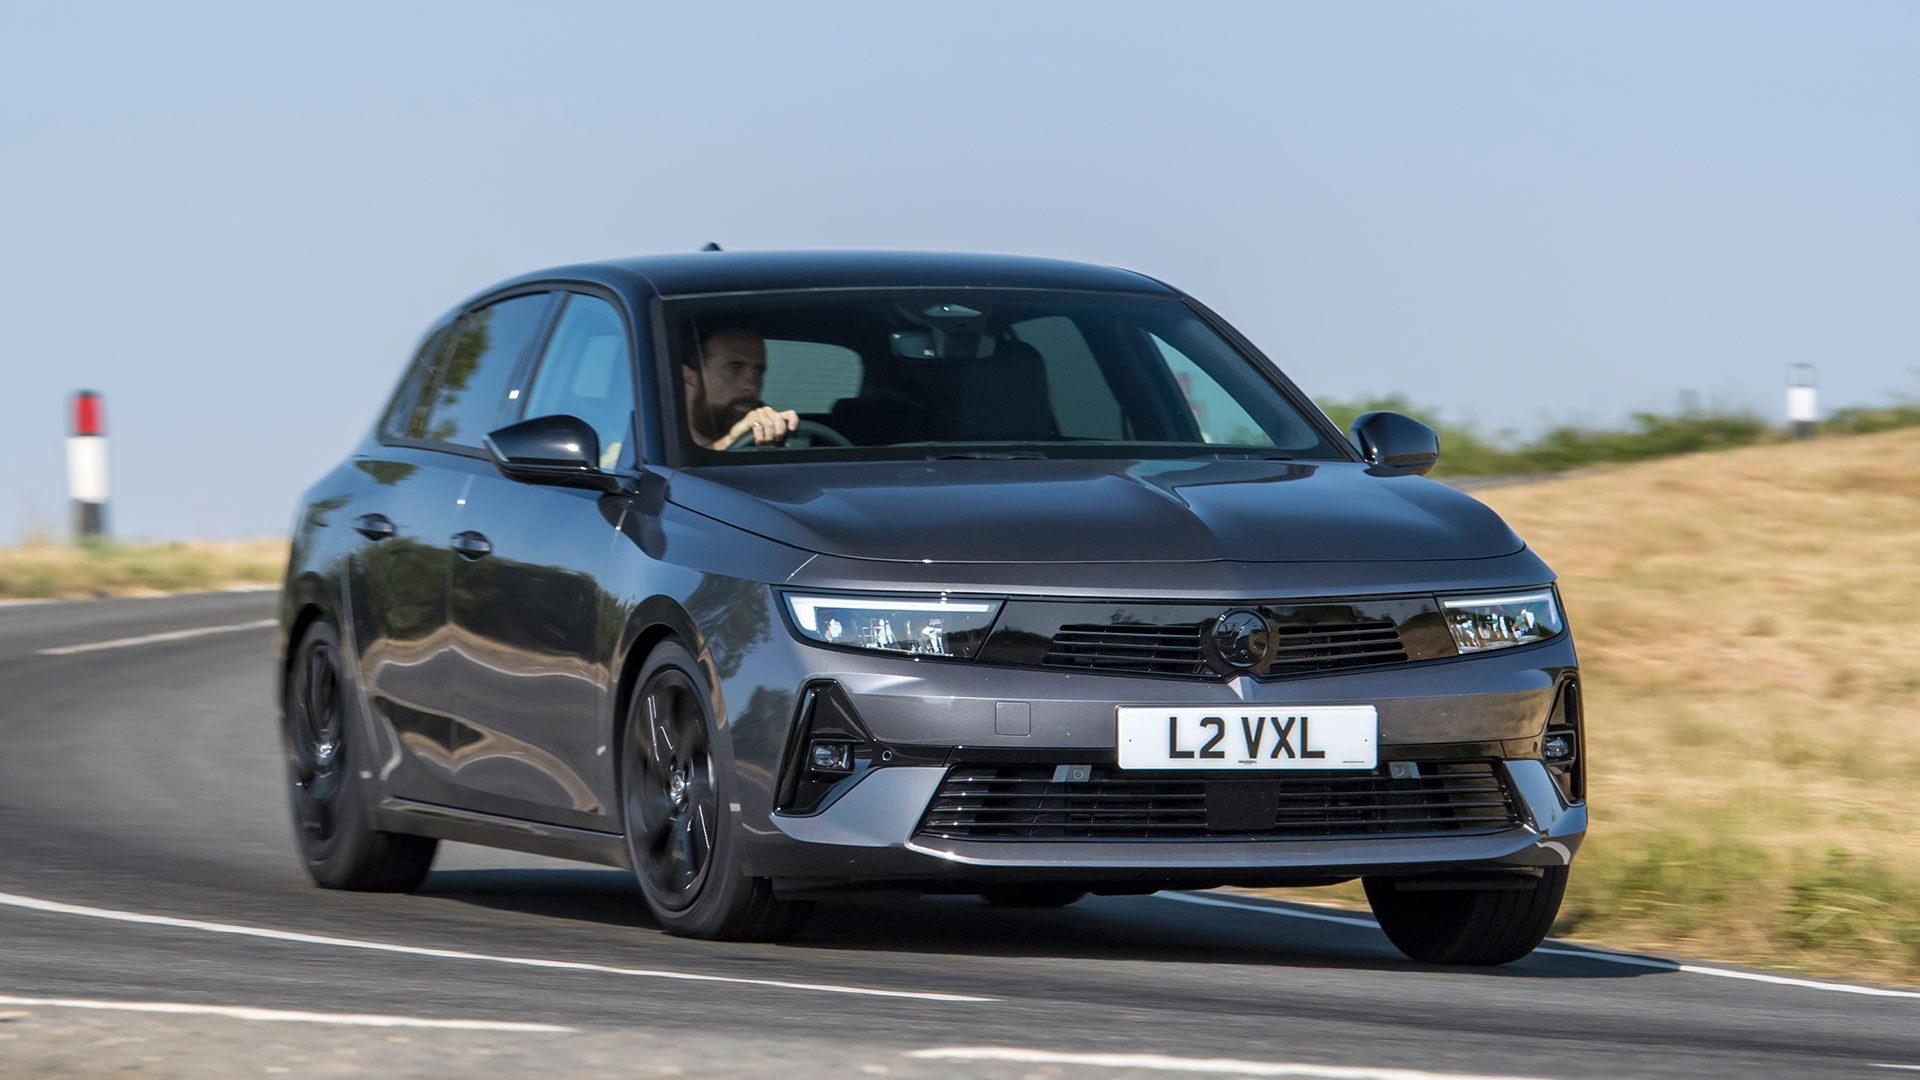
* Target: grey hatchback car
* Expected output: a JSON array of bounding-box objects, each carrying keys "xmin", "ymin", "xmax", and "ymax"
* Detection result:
[{"xmin": 278, "ymin": 251, "xmax": 1584, "ymax": 965}]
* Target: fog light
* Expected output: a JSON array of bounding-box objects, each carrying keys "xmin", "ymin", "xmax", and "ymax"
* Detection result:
[
  {"xmin": 1543, "ymin": 732, "xmax": 1575, "ymax": 763},
  {"xmin": 809, "ymin": 741, "xmax": 853, "ymax": 774}
]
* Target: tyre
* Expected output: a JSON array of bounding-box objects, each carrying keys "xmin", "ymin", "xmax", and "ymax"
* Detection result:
[
  {"xmin": 283, "ymin": 621, "xmax": 437, "ymax": 891},
  {"xmin": 978, "ymin": 885, "xmax": 1088, "ymax": 908},
  {"xmin": 621, "ymin": 642, "xmax": 811, "ymax": 941},
  {"xmin": 1363, "ymin": 866, "xmax": 1569, "ymax": 966}
]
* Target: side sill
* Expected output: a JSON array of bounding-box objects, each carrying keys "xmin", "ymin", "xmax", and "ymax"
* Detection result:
[{"xmin": 378, "ymin": 797, "xmax": 630, "ymax": 869}]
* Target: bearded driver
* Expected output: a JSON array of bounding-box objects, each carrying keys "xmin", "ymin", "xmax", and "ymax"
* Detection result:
[{"xmin": 682, "ymin": 327, "xmax": 801, "ymax": 450}]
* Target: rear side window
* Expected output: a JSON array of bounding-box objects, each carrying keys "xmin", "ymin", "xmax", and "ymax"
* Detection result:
[
  {"xmin": 418, "ymin": 293, "xmax": 555, "ymax": 447},
  {"xmin": 379, "ymin": 321, "xmax": 457, "ymax": 440},
  {"xmin": 521, "ymin": 294, "xmax": 636, "ymax": 469},
  {"xmin": 760, "ymin": 340, "xmax": 863, "ymax": 415}
]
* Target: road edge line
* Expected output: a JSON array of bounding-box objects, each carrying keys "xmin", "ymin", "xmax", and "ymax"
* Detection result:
[
  {"xmin": 0, "ymin": 994, "xmax": 575, "ymax": 1032},
  {"xmin": 0, "ymin": 890, "xmax": 994, "ymax": 1004},
  {"xmin": 1160, "ymin": 891, "xmax": 1920, "ymax": 1000}
]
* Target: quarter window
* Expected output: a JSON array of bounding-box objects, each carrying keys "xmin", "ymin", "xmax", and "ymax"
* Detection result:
[
  {"xmin": 380, "ymin": 321, "xmax": 456, "ymax": 440},
  {"xmin": 521, "ymin": 295, "xmax": 636, "ymax": 469},
  {"xmin": 418, "ymin": 293, "xmax": 555, "ymax": 448}
]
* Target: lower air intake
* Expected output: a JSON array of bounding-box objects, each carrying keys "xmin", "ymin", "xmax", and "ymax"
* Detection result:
[{"xmin": 916, "ymin": 762, "xmax": 1519, "ymax": 841}]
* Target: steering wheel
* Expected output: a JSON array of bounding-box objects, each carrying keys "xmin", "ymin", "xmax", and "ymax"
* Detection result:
[{"xmin": 723, "ymin": 419, "xmax": 855, "ymax": 451}]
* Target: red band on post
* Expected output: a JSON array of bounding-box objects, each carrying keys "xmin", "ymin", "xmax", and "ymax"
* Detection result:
[{"xmin": 73, "ymin": 392, "xmax": 104, "ymax": 437}]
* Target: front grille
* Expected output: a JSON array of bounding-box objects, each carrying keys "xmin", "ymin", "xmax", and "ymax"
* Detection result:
[
  {"xmin": 1043, "ymin": 624, "xmax": 1209, "ymax": 678},
  {"xmin": 1040, "ymin": 620, "xmax": 1409, "ymax": 680},
  {"xmin": 916, "ymin": 762, "xmax": 1518, "ymax": 841},
  {"xmin": 1267, "ymin": 621, "xmax": 1408, "ymax": 671}
]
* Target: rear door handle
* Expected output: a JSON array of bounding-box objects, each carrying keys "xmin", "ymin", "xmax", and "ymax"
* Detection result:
[
  {"xmin": 353, "ymin": 513, "xmax": 396, "ymax": 541},
  {"xmin": 451, "ymin": 530, "xmax": 492, "ymax": 560}
]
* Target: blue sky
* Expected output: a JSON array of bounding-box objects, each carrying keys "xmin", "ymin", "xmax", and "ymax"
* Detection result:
[{"xmin": 2, "ymin": 1, "xmax": 1915, "ymax": 540}]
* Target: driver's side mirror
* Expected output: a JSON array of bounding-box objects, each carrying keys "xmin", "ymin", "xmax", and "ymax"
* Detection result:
[
  {"xmin": 484, "ymin": 414, "xmax": 624, "ymax": 492},
  {"xmin": 1349, "ymin": 411, "xmax": 1440, "ymax": 476}
]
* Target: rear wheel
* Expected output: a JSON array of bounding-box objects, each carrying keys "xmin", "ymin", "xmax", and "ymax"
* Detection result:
[
  {"xmin": 978, "ymin": 885, "xmax": 1088, "ymax": 908},
  {"xmin": 283, "ymin": 621, "xmax": 436, "ymax": 891},
  {"xmin": 1363, "ymin": 867, "xmax": 1569, "ymax": 966},
  {"xmin": 622, "ymin": 642, "xmax": 811, "ymax": 941}
]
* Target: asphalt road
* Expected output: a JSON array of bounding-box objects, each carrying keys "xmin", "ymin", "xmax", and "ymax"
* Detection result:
[{"xmin": 0, "ymin": 592, "xmax": 1914, "ymax": 1079}]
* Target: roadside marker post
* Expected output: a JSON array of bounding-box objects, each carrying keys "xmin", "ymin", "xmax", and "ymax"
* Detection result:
[
  {"xmin": 68, "ymin": 390, "xmax": 109, "ymax": 541},
  {"xmin": 1786, "ymin": 364, "xmax": 1817, "ymax": 441}
]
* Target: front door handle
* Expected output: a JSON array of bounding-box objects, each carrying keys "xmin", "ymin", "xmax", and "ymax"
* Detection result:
[
  {"xmin": 353, "ymin": 513, "xmax": 396, "ymax": 541},
  {"xmin": 451, "ymin": 530, "xmax": 493, "ymax": 560}
]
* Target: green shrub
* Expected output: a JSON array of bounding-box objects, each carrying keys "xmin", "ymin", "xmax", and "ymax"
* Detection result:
[{"xmin": 1311, "ymin": 394, "xmax": 1920, "ymax": 476}]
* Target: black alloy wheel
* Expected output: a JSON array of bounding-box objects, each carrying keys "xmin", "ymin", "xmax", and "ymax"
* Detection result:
[
  {"xmin": 289, "ymin": 636, "xmax": 347, "ymax": 848},
  {"xmin": 621, "ymin": 642, "xmax": 811, "ymax": 940},
  {"xmin": 282, "ymin": 622, "xmax": 436, "ymax": 891},
  {"xmin": 628, "ymin": 668, "xmax": 720, "ymax": 909}
]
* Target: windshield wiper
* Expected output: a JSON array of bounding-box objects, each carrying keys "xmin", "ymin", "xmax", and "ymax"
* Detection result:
[
  {"xmin": 927, "ymin": 450, "xmax": 1050, "ymax": 461},
  {"xmin": 1207, "ymin": 449, "xmax": 1295, "ymax": 461}
]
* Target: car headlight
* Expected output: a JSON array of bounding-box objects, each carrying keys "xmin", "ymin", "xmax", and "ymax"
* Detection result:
[
  {"xmin": 784, "ymin": 593, "xmax": 1003, "ymax": 659},
  {"xmin": 1441, "ymin": 589, "xmax": 1563, "ymax": 653}
]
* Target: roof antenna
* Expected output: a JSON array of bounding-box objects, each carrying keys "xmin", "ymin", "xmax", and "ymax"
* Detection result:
[{"xmin": 700, "ymin": 242, "xmax": 722, "ymax": 252}]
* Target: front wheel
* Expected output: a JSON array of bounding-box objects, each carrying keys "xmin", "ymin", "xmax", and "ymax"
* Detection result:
[
  {"xmin": 1363, "ymin": 866, "xmax": 1569, "ymax": 966},
  {"xmin": 621, "ymin": 642, "xmax": 811, "ymax": 941}
]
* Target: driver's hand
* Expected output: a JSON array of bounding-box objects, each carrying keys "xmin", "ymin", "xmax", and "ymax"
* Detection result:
[{"xmin": 723, "ymin": 406, "xmax": 801, "ymax": 448}]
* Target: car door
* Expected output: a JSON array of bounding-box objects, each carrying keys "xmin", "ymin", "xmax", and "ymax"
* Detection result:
[
  {"xmin": 440, "ymin": 291, "xmax": 639, "ymax": 829},
  {"xmin": 356, "ymin": 289, "xmax": 561, "ymax": 803},
  {"xmin": 342, "ymin": 315, "xmax": 472, "ymax": 805}
]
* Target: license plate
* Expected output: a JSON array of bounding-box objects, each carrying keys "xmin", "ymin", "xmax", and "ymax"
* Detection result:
[{"xmin": 1116, "ymin": 705, "xmax": 1377, "ymax": 770}]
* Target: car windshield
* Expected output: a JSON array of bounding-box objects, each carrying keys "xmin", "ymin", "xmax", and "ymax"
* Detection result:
[{"xmin": 665, "ymin": 289, "xmax": 1345, "ymax": 463}]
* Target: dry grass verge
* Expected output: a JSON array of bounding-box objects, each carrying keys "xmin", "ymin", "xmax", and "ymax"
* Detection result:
[
  {"xmin": 1490, "ymin": 427, "xmax": 1920, "ymax": 984},
  {"xmin": 1269, "ymin": 427, "xmax": 1920, "ymax": 985},
  {"xmin": 0, "ymin": 539, "xmax": 287, "ymax": 600}
]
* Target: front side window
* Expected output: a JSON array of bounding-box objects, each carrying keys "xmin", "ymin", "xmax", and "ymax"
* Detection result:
[
  {"xmin": 520, "ymin": 294, "xmax": 636, "ymax": 469},
  {"xmin": 666, "ymin": 290, "xmax": 1340, "ymax": 464},
  {"xmin": 1149, "ymin": 332, "xmax": 1274, "ymax": 446},
  {"xmin": 418, "ymin": 292, "xmax": 555, "ymax": 448}
]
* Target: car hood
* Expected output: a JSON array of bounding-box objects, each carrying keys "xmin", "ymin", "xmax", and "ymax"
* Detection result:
[{"xmin": 663, "ymin": 458, "xmax": 1525, "ymax": 564}]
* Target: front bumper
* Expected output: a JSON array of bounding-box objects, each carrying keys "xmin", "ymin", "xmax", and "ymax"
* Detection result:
[
  {"xmin": 728, "ymin": 634, "xmax": 1585, "ymax": 892},
  {"xmin": 760, "ymin": 758, "xmax": 1582, "ymax": 892}
]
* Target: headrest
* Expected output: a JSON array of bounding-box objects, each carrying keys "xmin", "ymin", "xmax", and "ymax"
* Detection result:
[{"xmin": 947, "ymin": 339, "xmax": 1053, "ymax": 441}]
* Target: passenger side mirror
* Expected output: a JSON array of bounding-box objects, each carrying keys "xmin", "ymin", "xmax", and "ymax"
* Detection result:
[
  {"xmin": 484, "ymin": 415, "xmax": 624, "ymax": 492},
  {"xmin": 1349, "ymin": 411, "xmax": 1440, "ymax": 476}
]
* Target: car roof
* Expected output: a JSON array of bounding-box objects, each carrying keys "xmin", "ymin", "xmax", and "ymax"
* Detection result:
[{"xmin": 487, "ymin": 250, "xmax": 1180, "ymax": 301}]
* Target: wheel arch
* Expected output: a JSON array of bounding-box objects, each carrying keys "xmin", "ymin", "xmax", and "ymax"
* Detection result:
[
  {"xmin": 278, "ymin": 570, "xmax": 337, "ymax": 709},
  {"xmin": 609, "ymin": 596, "xmax": 723, "ymax": 826}
]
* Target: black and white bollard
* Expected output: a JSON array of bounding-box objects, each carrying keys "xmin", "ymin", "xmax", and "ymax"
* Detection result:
[{"xmin": 68, "ymin": 390, "xmax": 109, "ymax": 540}]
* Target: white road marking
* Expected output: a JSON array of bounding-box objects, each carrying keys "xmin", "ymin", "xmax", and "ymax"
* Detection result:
[
  {"xmin": 0, "ymin": 994, "xmax": 574, "ymax": 1032},
  {"xmin": 1871, "ymin": 1065, "xmax": 1920, "ymax": 1071},
  {"xmin": 36, "ymin": 618, "xmax": 277, "ymax": 655},
  {"xmin": 0, "ymin": 890, "xmax": 992, "ymax": 1004},
  {"xmin": 908, "ymin": 1047, "xmax": 1548, "ymax": 1079},
  {"xmin": 1161, "ymin": 891, "xmax": 1920, "ymax": 1000},
  {"xmin": 1161, "ymin": 891, "xmax": 1379, "ymax": 929},
  {"xmin": 0, "ymin": 585, "xmax": 279, "ymax": 610}
]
